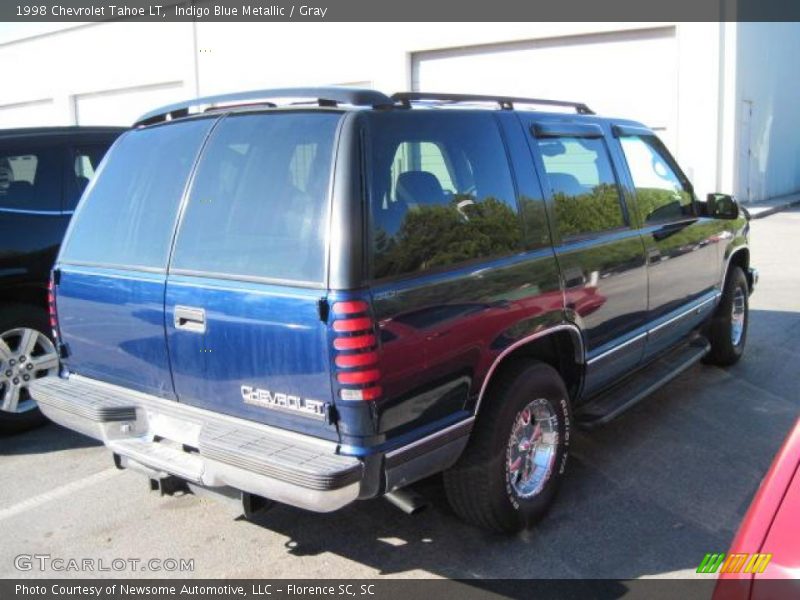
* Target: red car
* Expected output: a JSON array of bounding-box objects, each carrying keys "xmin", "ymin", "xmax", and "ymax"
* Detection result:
[{"xmin": 714, "ymin": 417, "xmax": 800, "ymax": 599}]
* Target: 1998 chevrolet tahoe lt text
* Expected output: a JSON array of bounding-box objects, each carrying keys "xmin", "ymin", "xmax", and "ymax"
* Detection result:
[{"xmin": 30, "ymin": 88, "xmax": 757, "ymax": 532}]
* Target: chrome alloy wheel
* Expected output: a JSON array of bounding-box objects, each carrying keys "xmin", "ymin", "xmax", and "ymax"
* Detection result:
[
  {"xmin": 731, "ymin": 286, "xmax": 746, "ymax": 346},
  {"xmin": 0, "ymin": 328, "xmax": 58, "ymax": 414},
  {"xmin": 506, "ymin": 397, "xmax": 559, "ymax": 499}
]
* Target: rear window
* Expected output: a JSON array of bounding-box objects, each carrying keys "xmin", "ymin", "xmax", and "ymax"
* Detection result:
[
  {"xmin": 170, "ymin": 112, "xmax": 340, "ymax": 285},
  {"xmin": 61, "ymin": 119, "xmax": 214, "ymax": 269},
  {"xmin": 0, "ymin": 145, "xmax": 61, "ymax": 212}
]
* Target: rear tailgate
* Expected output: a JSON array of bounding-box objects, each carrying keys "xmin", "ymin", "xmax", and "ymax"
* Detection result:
[
  {"xmin": 163, "ymin": 111, "xmax": 343, "ymax": 439},
  {"xmin": 165, "ymin": 277, "xmax": 335, "ymax": 438}
]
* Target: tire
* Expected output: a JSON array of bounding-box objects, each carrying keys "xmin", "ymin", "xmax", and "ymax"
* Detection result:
[
  {"xmin": 704, "ymin": 266, "xmax": 749, "ymax": 367},
  {"xmin": 443, "ymin": 361, "xmax": 571, "ymax": 533},
  {"xmin": 0, "ymin": 304, "xmax": 59, "ymax": 435}
]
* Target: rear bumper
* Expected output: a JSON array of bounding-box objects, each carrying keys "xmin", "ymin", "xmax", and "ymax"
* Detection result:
[{"xmin": 29, "ymin": 375, "xmax": 362, "ymax": 512}]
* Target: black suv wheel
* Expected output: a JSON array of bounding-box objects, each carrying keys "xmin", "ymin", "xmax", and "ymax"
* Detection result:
[
  {"xmin": 443, "ymin": 361, "xmax": 571, "ymax": 532},
  {"xmin": 0, "ymin": 305, "xmax": 59, "ymax": 435}
]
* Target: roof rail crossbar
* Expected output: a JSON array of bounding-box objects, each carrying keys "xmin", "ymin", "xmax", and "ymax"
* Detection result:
[
  {"xmin": 134, "ymin": 87, "xmax": 394, "ymax": 126},
  {"xmin": 391, "ymin": 92, "xmax": 594, "ymax": 115}
]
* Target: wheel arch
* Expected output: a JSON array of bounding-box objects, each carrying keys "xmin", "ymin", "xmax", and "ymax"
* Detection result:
[
  {"xmin": 474, "ymin": 324, "xmax": 585, "ymax": 417},
  {"xmin": 725, "ymin": 246, "xmax": 751, "ymax": 288}
]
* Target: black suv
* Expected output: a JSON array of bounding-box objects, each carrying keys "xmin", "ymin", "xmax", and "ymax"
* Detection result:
[
  {"xmin": 0, "ymin": 126, "xmax": 123, "ymax": 433},
  {"xmin": 30, "ymin": 89, "xmax": 756, "ymax": 532}
]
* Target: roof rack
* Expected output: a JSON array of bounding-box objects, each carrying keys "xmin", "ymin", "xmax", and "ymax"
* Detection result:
[
  {"xmin": 134, "ymin": 87, "xmax": 395, "ymax": 126},
  {"xmin": 391, "ymin": 92, "xmax": 594, "ymax": 115}
]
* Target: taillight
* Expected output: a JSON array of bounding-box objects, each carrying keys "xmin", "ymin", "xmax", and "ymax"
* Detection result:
[
  {"xmin": 47, "ymin": 275, "xmax": 59, "ymax": 341},
  {"xmin": 332, "ymin": 300, "xmax": 381, "ymax": 402}
]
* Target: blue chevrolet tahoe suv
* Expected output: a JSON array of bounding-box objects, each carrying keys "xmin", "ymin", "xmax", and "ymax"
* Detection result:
[{"xmin": 30, "ymin": 88, "xmax": 757, "ymax": 532}]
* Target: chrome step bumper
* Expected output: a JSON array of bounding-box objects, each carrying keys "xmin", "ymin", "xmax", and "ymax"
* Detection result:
[{"xmin": 29, "ymin": 374, "xmax": 362, "ymax": 512}]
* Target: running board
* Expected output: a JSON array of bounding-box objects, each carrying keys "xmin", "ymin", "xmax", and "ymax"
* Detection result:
[{"xmin": 576, "ymin": 337, "xmax": 710, "ymax": 428}]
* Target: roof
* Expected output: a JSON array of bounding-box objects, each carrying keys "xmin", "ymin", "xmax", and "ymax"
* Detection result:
[{"xmin": 0, "ymin": 126, "xmax": 127, "ymax": 139}]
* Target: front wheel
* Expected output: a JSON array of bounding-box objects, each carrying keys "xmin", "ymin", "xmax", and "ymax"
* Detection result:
[
  {"xmin": 704, "ymin": 266, "xmax": 749, "ymax": 367},
  {"xmin": 443, "ymin": 361, "xmax": 571, "ymax": 532},
  {"xmin": 0, "ymin": 305, "xmax": 60, "ymax": 435}
]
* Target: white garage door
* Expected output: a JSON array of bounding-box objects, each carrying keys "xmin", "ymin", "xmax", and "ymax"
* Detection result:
[
  {"xmin": 0, "ymin": 99, "xmax": 59, "ymax": 128},
  {"xmin": 74, "ymin": 81, "xmax": 187, "ymax": 127},
  {"xmin": 413, "ymin": 27, "xmax": 677, "ymax": 148}
]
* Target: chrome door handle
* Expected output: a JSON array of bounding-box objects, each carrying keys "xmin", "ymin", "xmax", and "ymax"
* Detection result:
[{"xmin": 174, "ymin": 306, "xmax": 206, "ymax": 333}]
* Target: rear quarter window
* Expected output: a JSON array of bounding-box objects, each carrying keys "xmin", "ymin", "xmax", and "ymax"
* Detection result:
[
  {"xmin": 60, "ymin": 119, "xmax": 214, "ymax": 269},
  {"xmin": 169, "ymin": 111, "xmax": 341, "ymax": 285},
  {"xmin": 365, "ymin": 111, "xmax": 523, "ymax": 280}
]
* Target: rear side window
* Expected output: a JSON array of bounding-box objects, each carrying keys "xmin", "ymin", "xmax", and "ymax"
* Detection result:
[
  {"xmin": 619, "ymin": 135, "xmax": 694, "ymax": 223},
  {"xmin": 537, "ymin": 136, "xmax": 625, "ymax": 238},
  {"xmin": 170, "ymin": 112, "xmax": 341, "ymax": 285},
  {"xmin": 0, "ymin": 145, "xmax": 61, "ymax": 212},
  {"xmin": 61, "ymin": 119, "xmax": 213, "ymax": 269},
  {"xmin": 366, "ymin": 112, "xmax": 522, "ymax": 280}
]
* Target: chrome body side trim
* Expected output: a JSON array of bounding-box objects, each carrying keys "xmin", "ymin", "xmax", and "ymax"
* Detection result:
[
  {"xmin": 647, "ymin": 293, "xmax": 720, "ymax": 335},
  {"xmin": 586, "ymin": 293, "xmax": 720, "ymax": 367},
  {"xmin": 385, "ymin": 417, "xmax": 475, "ymax": 461},
  {"xmin": 587, "ymin": 332, "xmax": 648, "ymax": 366}
]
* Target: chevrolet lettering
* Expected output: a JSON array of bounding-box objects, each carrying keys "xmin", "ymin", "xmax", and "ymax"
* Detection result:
[{"xmin": 241, "ymin": 386, "xmax": 326, "ymax": 419}]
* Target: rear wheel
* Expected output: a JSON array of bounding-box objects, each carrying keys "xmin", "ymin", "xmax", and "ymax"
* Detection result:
[
  {"xmin": 704, "ymin": 266, "xmax": 749, "ymax": 367},
  {"xmin": 0, "ymin": 305, "xmax": 59, "ymax": 435},
  {"xmin": 443, "ymin": 361, "xmax": 571, "ymax": 532}
]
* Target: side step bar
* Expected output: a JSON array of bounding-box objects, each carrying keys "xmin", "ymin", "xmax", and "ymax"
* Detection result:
[{"xmin": 576, "ymin": 337, "xmax": 711, "ymax": 428}]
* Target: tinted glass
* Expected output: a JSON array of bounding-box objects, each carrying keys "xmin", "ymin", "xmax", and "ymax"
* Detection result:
[
  {"xmin": 170, "ymin": 112, "xmax": 340, "ymax": 284},
  {"xmin": 61, "ymin": 119, "xmax": 213, "ymax": 269},
  {"xmin": 538, "ymin": 136, "xmax": 625, "ymax": 238},
  {"xmin": 64, "ymin": 143, "xmax": 114, "ymax": 210},
  {"xmin": 620, "ymin": 135, "xmax": 694, "ymax": 223},
  {"xmin": 366, "ymin": 112, "xmax": 522, "ymax": 280},
  {"xmin": 0, "ymin": 145, "xmax": 61, "ymax": 211}
]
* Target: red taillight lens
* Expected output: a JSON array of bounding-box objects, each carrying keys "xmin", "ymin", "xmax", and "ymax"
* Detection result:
[
  {"xmin": 332, "ymin": 300, "xmax": 369, "ymax": 315},
  {"xmin": 335, "ymin": 351, "xmax": 378, "ymax": 368},
  {"xmin": 333, "ymin": 334, "xmax": 376, "ymax": 351},
  {"xmin": 333, "ymin": 317, "xmax": 373, "ymax": 333},
  {"xmin": 337, "ymin": 369, "xmax": 381, "ymax": 385},
  {"xmin": 331, "ymin": 298, "xmax": 382, "ymax": 402}
]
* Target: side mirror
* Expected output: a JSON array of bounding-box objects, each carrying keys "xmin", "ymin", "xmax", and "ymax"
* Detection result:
[{"xmin": 706, "ymin": 193, "xmax": 739, "ymax": 220}]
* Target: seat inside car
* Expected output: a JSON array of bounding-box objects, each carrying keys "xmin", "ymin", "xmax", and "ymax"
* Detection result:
[
  {"xmin": 396, "ymin": 170, "xmax": 448, "ymax": 209},
  {"xmin": 4, "ymin": 181, "xmax": 35, "ymax": 208},
  {"xmin": 547, "ymin": 172, "xmax": 585, "ymax": 197}
]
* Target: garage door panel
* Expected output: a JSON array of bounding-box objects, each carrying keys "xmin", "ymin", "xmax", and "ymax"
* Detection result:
[
  {"xmin": 74, "ymin": 82, "xmax": 186, "ymax": 127},
  {"xmin": 0, "ymin": 99, "xmax": 59, "ymax": 128},
  {"xmin": 413, "ymin": 28, "xmax": 677, "ymax": 148}
]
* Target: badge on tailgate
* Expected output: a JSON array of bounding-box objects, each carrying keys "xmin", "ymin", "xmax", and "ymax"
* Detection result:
[{"xmin": 240, "ymin": 385, "xmax": 326, "ymax": 420}]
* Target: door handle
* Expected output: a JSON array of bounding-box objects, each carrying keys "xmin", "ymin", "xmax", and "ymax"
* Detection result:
[{"xmin": 174, "ymin": 306, "xmax": 206, "ymax": 333}]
